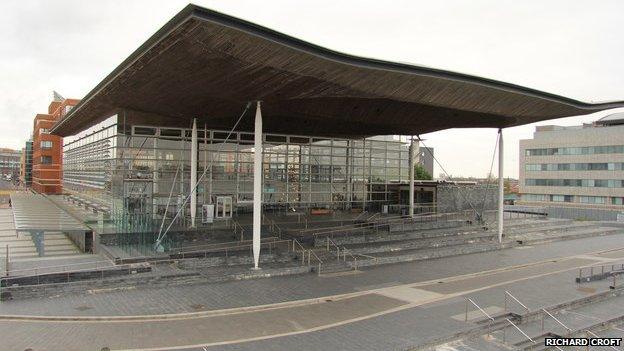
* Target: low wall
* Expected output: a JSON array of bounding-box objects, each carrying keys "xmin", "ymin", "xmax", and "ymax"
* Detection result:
[
  {"xmin": 436, "ymin": 185, "xmax": 497, "ymax": 213},
  {"xmin": 546, "ymin": 206, "xmax": 624, "ymax": 221}
]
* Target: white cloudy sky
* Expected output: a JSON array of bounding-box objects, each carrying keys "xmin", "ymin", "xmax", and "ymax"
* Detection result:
[{"xmin": 1, "ymin": 0, "xmax": 623, "ymax": 178}]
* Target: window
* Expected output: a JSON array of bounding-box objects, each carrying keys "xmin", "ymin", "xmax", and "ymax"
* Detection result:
[
  {"xmin": 526, "ymin": 145, "xmax": 624, "ymax": 156},
  {"xmin": 41, "ymin": 141, "xmax": 53, "ymax": 149},
  {"xmin": 41, "ymin": 156, "xmax": 52, "ymax": 164},
  {"xmin": 579, "ymin": 196, "xmax": 606, "ymax": 204},
  {"xmin": 522, "ymin": 194, "xmax": 547, "ymax": 202},
  {"xmin": 40, "ymin": 128, "xmax": 49, "ymax": 134},
  {"xmin": 133, "ymin": 126, "xmax": 156, "ymax": 136}
]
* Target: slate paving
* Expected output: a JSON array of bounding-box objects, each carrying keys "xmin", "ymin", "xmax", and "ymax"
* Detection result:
[{"xmin": 1, "ymin": 233, "xmax": 623, "ymax": 317}]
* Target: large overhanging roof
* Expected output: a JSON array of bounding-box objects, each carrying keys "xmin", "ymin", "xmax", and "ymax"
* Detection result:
[{"xmin": 51, "ymin": 4, "xmax": 624, "ymax": 138}]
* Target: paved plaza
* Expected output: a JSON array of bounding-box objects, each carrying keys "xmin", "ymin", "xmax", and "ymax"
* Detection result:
[{"xmin": 1, "ymin": 233, "xmax": 623, "ymax": 350}]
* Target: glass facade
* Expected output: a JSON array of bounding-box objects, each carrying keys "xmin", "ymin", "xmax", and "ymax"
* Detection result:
[{"xmin": 63, "ymin": 115, "xmax": 411, "ymax": 232}]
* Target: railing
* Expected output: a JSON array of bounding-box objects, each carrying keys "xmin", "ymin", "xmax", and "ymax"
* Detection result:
[
  {"xmin": 504, "ymin": 290, "xmax": 531, "ymax": 314},
  {"xmin": 502, "ymin": 317, "xmax": 535, "ymax": 344},
  {"xmin": 310, "ymin": 210, "xmax": 473, "ymax": 242},
  {"xmin": 464, "ymin": 297, "xmax": 495, "ymax": 322},
  {"xmin": 1, "ymin": 261, "xmax": 147, "ymax": 288},
  {"xmin": 586, "ymin": 329, "xmax": 620, "ymax": 351},
  {"xmin": 5, "ymin": 259, "xmax": 114, "ymax": 278},
  {"xmin": 541, "ymin": 308, "xmax": 572, "ymax": 336},
  {"xmin": 232, "ymin": 220, "xmax": 245, "ymax": 242},
  {"xmin": 326, "ymin": 237, "xmax": 342, "ymax": 259},
  {"xmin": 173, "ymin": 239, "xmax": 292, "ymax": 260},
  {"xmin": 577, "ymin": 262, "xmax": 624, "ymax": 284},
  {"xmin": 169, "ymin": 236, "xmax": 280, "ymax": 253},
  {"xmin": 292, "ymin": 238, "xmax": 306, "ymax": 265},
  {"xmin": 306, "ymin": 249, "xmax": 323, "ymax": 276},
  {"xmin": 367, "ymin": 212, "xmax": 381, "ymax": 222},
  {"xmin": 465, "ymin": 294, "xmax": 535, "ymax": 347},
  {"xmin": 3, "ymin": 237, "xmax": 308, "ymax": 289},
  {"xmin": 354, "ymin": 210, "xmax": 368, "ymax": 221},
  {"xmin": 264, "ymin": 216, "xmax": 282, "ymax": 238}
]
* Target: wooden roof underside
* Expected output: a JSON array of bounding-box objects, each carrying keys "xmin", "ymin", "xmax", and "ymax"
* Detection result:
[{"xmin": 51, "ymin": 5, "xmax": 624, "ymax": 138}]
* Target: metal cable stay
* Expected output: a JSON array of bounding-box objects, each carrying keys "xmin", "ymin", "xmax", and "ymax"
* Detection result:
[
  {"xmin": 153, "ymin": 111, "xmax": 500, "ymax": 249},
  {"xmin": 417, "ymin": 134, "xmax": 500, "ymax": 224},
  {"xmin": 478, "ymin": 132, "xmax": 500, "ymax": 226},
  {"xmin": 154, "ymin": 101, "xmax": 252, "ymax": 250}
]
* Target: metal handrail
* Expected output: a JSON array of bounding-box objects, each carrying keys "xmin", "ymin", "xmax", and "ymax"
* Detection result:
[
  {"xmin": 176, "ymin": 239, "xmax": 291, "ymax": 258},
  {"xmin": 6, "ymin": 259, "xmax": 114, "ymax": 277},
  {"xmin": 354, "ymin": 210, "xmax": 368, "ymax": 221},
  {"xmin": 306, "ymin": 249, "xmax": 323, "ymax": 276},
  {"xmin": 308, "ymin": 210, "xmax": 474, "ymax": 240},
  {"xmin": 586, "ymin": 330, "xmax": 620, "ymax": 350},
  {"xmin": 541, "ymin": 308, "xmax": 572, "ymax": 335},
  {"xmin": 578, "ymin": 262, "xmax": 624, "ymax": 283},
  {"xmin": 504, "ymin": 290, "xmax": 530, "ymax": 313},
  {"xmin": 464, "ymin": 297, "xmax": 495, "ymax": 322},
  {"xmin": 326, "ymin": 237, "xmax": 341, "ymax": 259},
  {"xmin": 169, "ymin": 236, "xmax": 281, "ymax": 252},
  {"xmin": 232, "ymin": 220, "xmax": 245, "ymax": 242},
  {"xmin": 503, "ymin": 318, "xmax": 535, "ymax": 344},
  {"xmin": 292, "ymin": 238, "xmax": 306, "ymax": 265}
]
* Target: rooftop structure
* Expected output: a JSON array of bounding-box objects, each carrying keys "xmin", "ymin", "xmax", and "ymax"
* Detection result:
[{"xmin": 50, "ymin": 5, "xmax": 624, "ymax": 138}]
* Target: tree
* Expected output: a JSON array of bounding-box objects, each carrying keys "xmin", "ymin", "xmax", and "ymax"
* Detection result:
[{"xmin": 414, "ymin": 164, "xmax": 432, "ymax": 180}]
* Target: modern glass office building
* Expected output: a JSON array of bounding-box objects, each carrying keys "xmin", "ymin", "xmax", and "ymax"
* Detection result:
[
  {"xmin": 519, "ymin": 113, "xmax": 624, "ymax": 208},
  {"xmin": 63, "ymin": 113, "xmax": 411, "ymax": 231}
]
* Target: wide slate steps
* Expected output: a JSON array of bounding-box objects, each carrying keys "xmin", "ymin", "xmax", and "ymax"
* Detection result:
[{"xmin": 490, "ymin": 293, "xmax": 624, "ymax": 350}]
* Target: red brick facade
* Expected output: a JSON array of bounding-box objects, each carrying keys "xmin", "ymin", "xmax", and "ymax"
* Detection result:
[{"xmin": 31, "ymin": 98, "xmax": 80, "ymax": 194}]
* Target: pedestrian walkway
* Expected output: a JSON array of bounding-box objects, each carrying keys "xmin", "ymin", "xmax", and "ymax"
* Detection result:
[
  {"xmin": 1, "ymin": 238, "xmax": 622, "ymax": 351},
  {"xmin": 0, "ymin": 206, "xmax": 84, "ymax": 276}
]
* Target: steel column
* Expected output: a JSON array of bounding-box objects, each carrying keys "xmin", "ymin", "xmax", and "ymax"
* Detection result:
[
  {"xmin": 498, "ymin": 128, "xmax": 504, "ymax": 243},
  {"xmin": 190, "ymin": 118, "xmax": 198, "ymax": 227},
  {"xmin": 408, "ymin": 137, "xmax": 415, "ymax": 217},
  {"xmin": 253, "ymin": 102, "xmax": 263, "ymax": 269}
]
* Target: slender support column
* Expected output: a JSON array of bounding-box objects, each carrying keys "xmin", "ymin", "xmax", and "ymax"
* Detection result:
[
  {"xmin": 408, "ymin": 137, "xmax": 415, "ymax": 217},
  {"xmin": 190, "ymin": 118, "xmax": 198, "ymax": 228},
  {"xmin": 498, "ymin": 128, "xmax": 504, "ymax": 243},
  {"xmin": 252, "ymin": 102, "xmax": 263, "ymax": 269}
]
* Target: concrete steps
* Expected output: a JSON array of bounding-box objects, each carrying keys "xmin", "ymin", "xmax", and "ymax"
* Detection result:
[
  {"xmin": 345, "ymin": 225, "xmax": 623, "ymax": 269},
  {"xmin": 485, "ymin": 292, "xmax": 624, "ymax": 350}
]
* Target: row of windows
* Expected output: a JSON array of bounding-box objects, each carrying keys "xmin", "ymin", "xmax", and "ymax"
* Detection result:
[
  {"xmin": 526, "ymin": 145, "xmax": 624, "ymax": 156},
  {"xmin": 522, "ymin": 194, "xmax": 624, "ymax": 205},
  {"xmin": 525, "ymin": 179, "xmax": 624, "ymax": 188},
  {"xmin": 525, "ymin": 163, "xmax": 624, "ymax": 171}
]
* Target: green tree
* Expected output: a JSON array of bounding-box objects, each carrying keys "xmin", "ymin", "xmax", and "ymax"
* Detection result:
[{"xmin": 414, "ymin": 164, "xmax": 432, "ymax": 180}]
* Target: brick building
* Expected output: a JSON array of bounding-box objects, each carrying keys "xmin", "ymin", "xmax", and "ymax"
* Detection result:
[{"xmin": 31, "ymin": 92, "xmax": 80, "ymax": 194}]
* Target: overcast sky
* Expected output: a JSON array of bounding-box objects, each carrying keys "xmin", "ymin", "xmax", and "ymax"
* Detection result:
[{"xmin": 1, "ymin": 0, "xmax": 623, "ymax": 178}]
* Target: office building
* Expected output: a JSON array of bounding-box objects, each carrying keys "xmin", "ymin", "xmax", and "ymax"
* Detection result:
[{"xmin": 519, "ymin": 112, "xmax": 624, "ymax": 209}]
